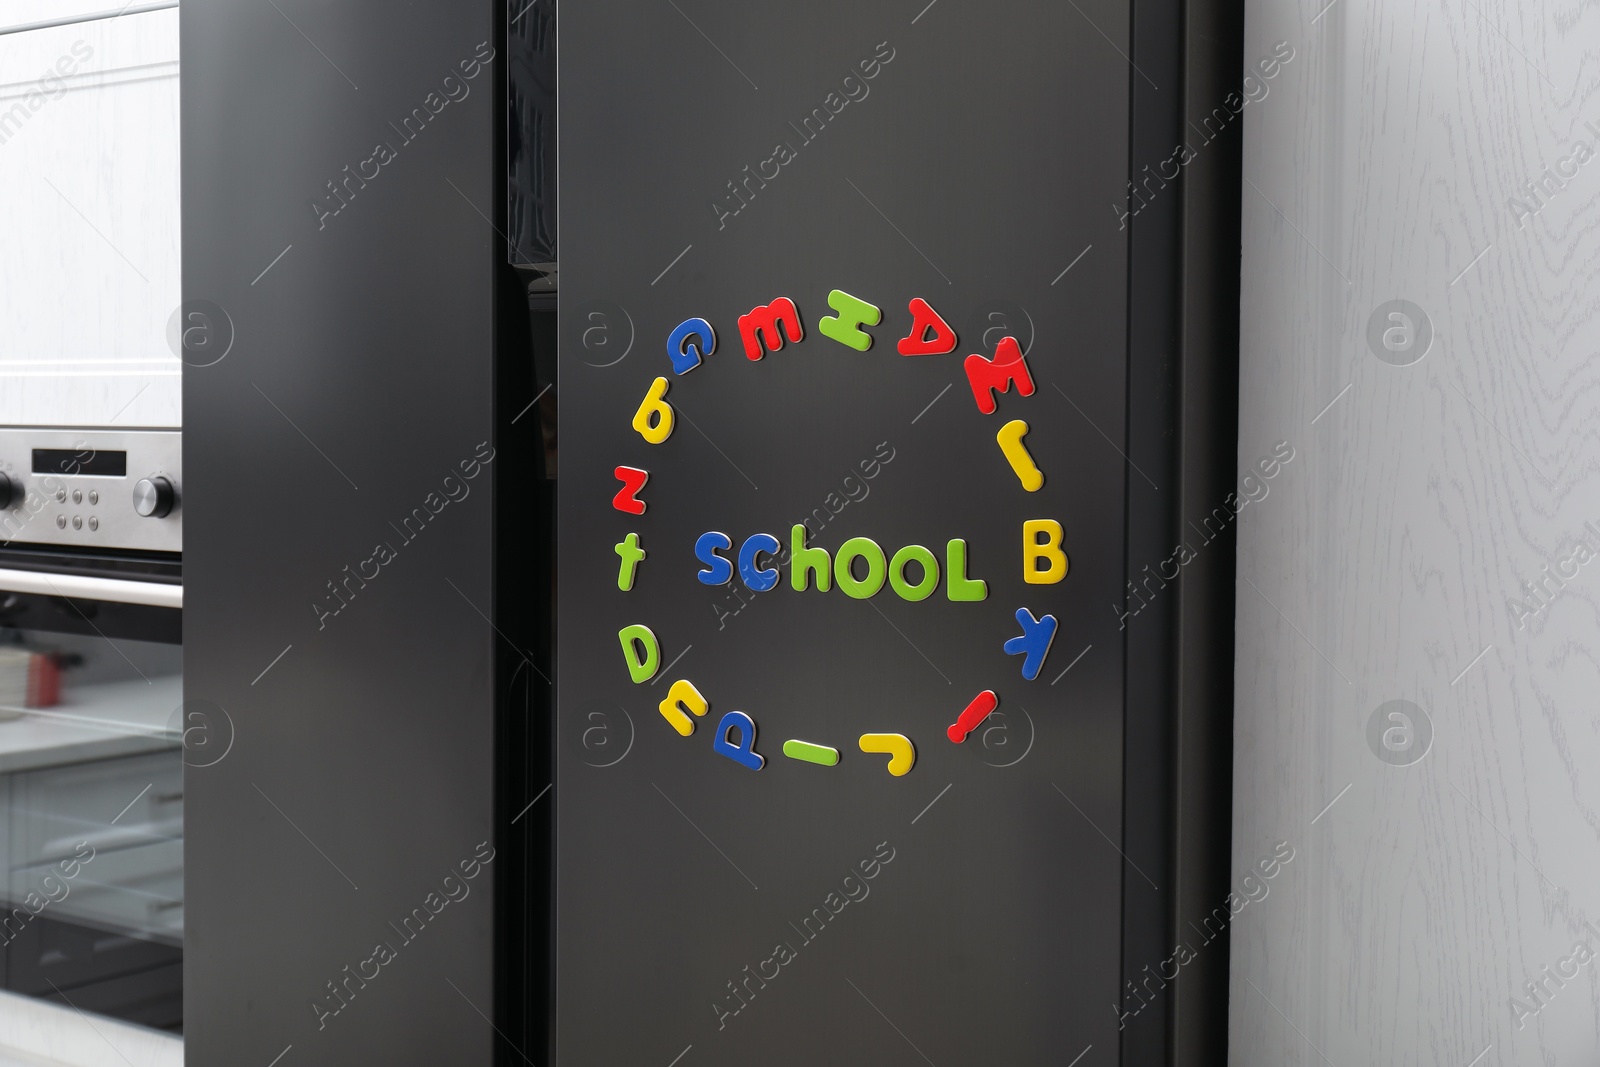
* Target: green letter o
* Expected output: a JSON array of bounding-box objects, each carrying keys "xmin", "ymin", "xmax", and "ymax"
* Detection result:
[
  {"xmin": 834, "ymin": 537, "xmax": 887, "ymax": 599},
  {"xmin": 888, "ymin": 544, "xmax": 940, "ymax": 601}
]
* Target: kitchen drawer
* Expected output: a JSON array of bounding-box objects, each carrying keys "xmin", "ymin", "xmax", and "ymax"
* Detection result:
[
  {"xmin": 9, "ymin": 750, "xmax": 181, "ymax": 869},
  {"xmin": 9, "ymin": 839, "xmax": 181, "ymax": 944},
  {"xmin": 5, "ymin": 911, "xmax": 182, "ymax": 1030},
  {"xmin": 41, "ymin": 959, "xmax": 183, "ymax": 1032}
]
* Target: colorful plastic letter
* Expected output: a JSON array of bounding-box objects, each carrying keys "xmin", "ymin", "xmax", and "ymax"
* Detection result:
[
  {"xmin": 618, "ymin": 623, "xmax": 660, "ymax": 683},
  {"xmin": 963, "ymin": 336, "xmax": 1035, "ymax": 414},
  {"xmin": 945, "ymin": 539, "xmax": 988, "ymax": 601},
  {"xmin": 817, "ymin": 289, "xmax": 882, "ymax": 352},
  {"xmin": 658, "ymin": 678, "xmax": 708, "ymax": 737},
  {"xmin": 897, "ymin": 297, "xmax": 957, "ymax": 356},
  {"xmin": 738, "ymin": 298, "xmax": 803, "ymax": 360},
  {"xmin": 947, "ymin": 689, "xmax": 999, "ymax": 743},
  {"xmin": 858, "ymin": 733, "xmax": 915, "ymax": 776},
  {"xmin": 1023, "ymin": 519, "xmax": 1068, "ymax": 584},
  {"xmin": 667, "ymin": 317, "xmax": 715, "ymax": 375},
  {"xmin": 782, "ymin": 739, "xmax": 840, "ymax": 766},
  {"xmin": 632, "ymin": 376, "xmax": 675, "ymax": 443},
  {"xmin": 738, "ymin": 532, "xmax": 781, "ymax": 592},
  {"xmin": 1003, "ymin": 608, "xmax": 1057, "ymax": 681},
  {"xmin": 615, "ymin": 532, "xmax": 645, "ymax": 591},
  {"xmin": 790, "ymin": 524, "xmax": 832, "ymax": 592},
  {"xmin": 834, "ymin": 537, "xmax": 886, "ymax": 599},
  {"xmin": 713, "ymin": 711, "xmax": 765, "ymax": 770},
  {"xmin": 695, "ymin": 531, "xmax": 734, "ymax": 586},
  {"xmin": 612, "ymin": 466, "xmax": 649, "ymax": 514},
  {"xmin": 888, "ymin": 544, "xmax": 939, "ymax": 602},
  {"xmin": 996, "ymin": 420, "xmax": 1044, "ymax": 491}
]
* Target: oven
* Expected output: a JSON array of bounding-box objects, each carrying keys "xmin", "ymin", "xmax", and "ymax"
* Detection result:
[{"xmin": 0, "ymin": 426, "xmax": 183, "ymax": 1031}]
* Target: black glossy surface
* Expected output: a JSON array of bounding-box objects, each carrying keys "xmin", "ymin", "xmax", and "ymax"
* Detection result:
[
  {"xmin": 0, "ymin": 594, "xmax": 180, "ymax": 645},
  {"xmin": 559, "ymin": 3, "xmax": 1130, "ymax": 1063},
  {"xmin": 14, "ymin": 914, "xmax": 182, "ymax": 1032},
  {"xmin": 1170, "ymin": 0, "xmax": 1246, "ymax": 1062},
  {"xmin": 0, "ymin": 544, "xmax": 181, "ymax": 584},
  {"xmin": 31, "ymin": 450, "xmax": 126, "ymax": 478},
  {"xmin": 182, "ymin": 0, "xmax": 499, "ymax": 1061},
  {"xmin": 506, "ymin": 0, "xmax": 556, "ymax": 268},
  {"xmin": 1120, "ymin": 0, "xmax": 1182, "ymax": 1062}
]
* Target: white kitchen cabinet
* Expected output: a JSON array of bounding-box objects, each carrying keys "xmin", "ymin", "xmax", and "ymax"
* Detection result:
[{"xmin": 0, "ymin": 2, "xmax": 181, "ymax": 428}]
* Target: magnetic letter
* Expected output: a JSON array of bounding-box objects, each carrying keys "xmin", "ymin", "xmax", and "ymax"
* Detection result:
[
  {"xmin": 695, "ymin": 531, "xmax": 735, "ymax": 586},
  {"xmin": 945, "ymin": 539, "xmax": 988, "ymax": 601},
  {"xmin": 612, "ymin": 466, "xmax": 649, "ymax": 514},
  {"xmin": 615, "ymin": 532, "xmax": 645, "ymax": 591},
  {"xmin": 963, "ymin": 336, "xmax": 1035, "ymax": 414},
  {"xmin": 632, "ymin": 377, "xmax": 675, "ymax": 443},
  {"xmin": 738, "ymin": 532, "xmax": 781, "ymax": 592},
  {"xmin": 947, "ymin": 689, "xmax": 998, "ymax": 743},
  {"xmin": 667, "ymin": 317, "xmax": 716, "ymax": 374},
  {"xmin": 713, "ymin": 711, "xmax": 765, "ymax": 770},
  {"xmin": 834, "ymin": 537, "xmax": 886, "ymax": 598},
  {"xmin": 996, "ymin": 420, "xmax": 1044, "ymax": 491},
  {"xmin": 817, "ymin": 289, "xmax": 882, "ymax": 352},
  {"xmin": 782, "ymin": 739, "xmax": 841, "ymax": 766},
  {"xmin": 738, "ymin": 298, "xmax": 803, "ymax": 360},
  {"xmin": 659, "ymin": 678, "xmax": 708, "ymax": 737},
  {"xmin": 790, "ymin": 524, "xmax": 832, "ymax": 592},
  {"xmin": 1003, "ymin": 608, "xmax": 1057, "ymax": 681},
  {"xmin": 858, "ymin": 733, "xmax": 915, "ymax": 776},
  {"xmin": 1023, "ymin": 519, "xmax": 1068, "ymax": 584},
  {"xmin": 618, "ymin": 624, "xmax": 660, "ymax": 683},
  {"xmin": 897, "ymin": 297, "xmax": 957, "ymax": 355},
  {"xmin": 888, "ymin": 544, "xmax": 939, "ymax": 602}
]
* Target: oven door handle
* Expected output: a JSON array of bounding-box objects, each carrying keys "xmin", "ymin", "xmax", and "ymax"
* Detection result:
[{"xmin": 0, "ymin": 568, "xmax": 182, "ymax": 609}]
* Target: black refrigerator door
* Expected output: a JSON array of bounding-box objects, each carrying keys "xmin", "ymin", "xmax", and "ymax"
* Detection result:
[
  {"xmin": 182, "ymin": 0, "xmax": 500, "ymax": 1063},
  {"xmin": 556, "ymin": 4, "xmax": 1150, "ymax": 1064}
]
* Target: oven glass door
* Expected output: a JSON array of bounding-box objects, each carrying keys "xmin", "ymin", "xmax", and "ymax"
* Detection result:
[{"xmin": 0, "ymin": 621, "xmax": 182, "ymax": 1031}]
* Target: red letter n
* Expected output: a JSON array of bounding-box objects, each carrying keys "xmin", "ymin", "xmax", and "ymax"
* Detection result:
[
  {"xmin": 963, "ymin": 336, "xmax": 1034, "ymax": 414},
  {"xmin": 738, "ymin": 298, "xmax": 804, "ymax": 360}
]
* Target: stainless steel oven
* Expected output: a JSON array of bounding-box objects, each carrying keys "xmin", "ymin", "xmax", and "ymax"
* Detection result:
[{"xmin": 0, "ymin": 426, "xmax": 183, "ymax": 1031}]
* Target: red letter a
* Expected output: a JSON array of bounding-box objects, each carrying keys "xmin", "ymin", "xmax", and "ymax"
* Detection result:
[
  {"xmin": 897, "ymin": 297, "xmax": 957, "ymax": 355},
  {"xmin": 963, "ymin": 336, "xmax": 1034, "ymax": 414}
]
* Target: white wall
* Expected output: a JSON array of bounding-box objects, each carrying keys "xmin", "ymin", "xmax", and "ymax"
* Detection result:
[
  {"xmin": 1232, "ymin": 0, "xmax": 1600, "ymax": 1064},
  {"xmin": 0, "ymin": 1, "xmax": 180, "ymax": 427}
]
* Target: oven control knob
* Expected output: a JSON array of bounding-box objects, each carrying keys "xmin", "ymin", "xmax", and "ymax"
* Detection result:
[
  {"xmin": 0, "ymin": 473, "xmax": 13, "ymax": 509},
  {"xmin": 133, "ymin": 476, "xmax": 175, "ymax": 519}
]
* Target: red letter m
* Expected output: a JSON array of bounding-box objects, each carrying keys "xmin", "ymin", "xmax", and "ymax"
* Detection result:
[
  {"xmin": 963, "ymin": 336, "xmax": 1035, "ymax": 413},
  {"xmin": 738, "ymin": 298, "xmax": 804, "ymax": 360}
]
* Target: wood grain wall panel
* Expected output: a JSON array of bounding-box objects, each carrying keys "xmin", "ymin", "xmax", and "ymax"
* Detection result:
[{"xmin": 1233, "ymin": 0, "xmax": 1600, "ymax": 1063}]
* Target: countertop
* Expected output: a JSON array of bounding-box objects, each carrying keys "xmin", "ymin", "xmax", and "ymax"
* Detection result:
[{"xmin": 0, "ymin": 675, "xmax": 181, "ymax": 774}]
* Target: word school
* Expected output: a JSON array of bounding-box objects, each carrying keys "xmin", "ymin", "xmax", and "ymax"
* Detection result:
[{"xmin": 612, "ymin": 524, "xmax": 1068, "ymax": 596}]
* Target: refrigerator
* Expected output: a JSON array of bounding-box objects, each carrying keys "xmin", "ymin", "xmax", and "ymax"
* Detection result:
[{"xmin": 180, "ymin": 0, "xmax": 1242, "ymax": 1063}]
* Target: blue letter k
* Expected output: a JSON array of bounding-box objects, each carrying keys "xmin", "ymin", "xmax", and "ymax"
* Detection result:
[{"xmin": 1003, "ymin": 607, "xmax": 1058, "ymax": 681}]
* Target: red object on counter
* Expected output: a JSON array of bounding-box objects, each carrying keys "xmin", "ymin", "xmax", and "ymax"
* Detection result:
[
  {"xmin": 27, "ymin": 653, "xmax": 60, "ymax": 708},
  {"xmin": 0, "ymin": 648, "xmax": 62, "ymax": 710}
]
